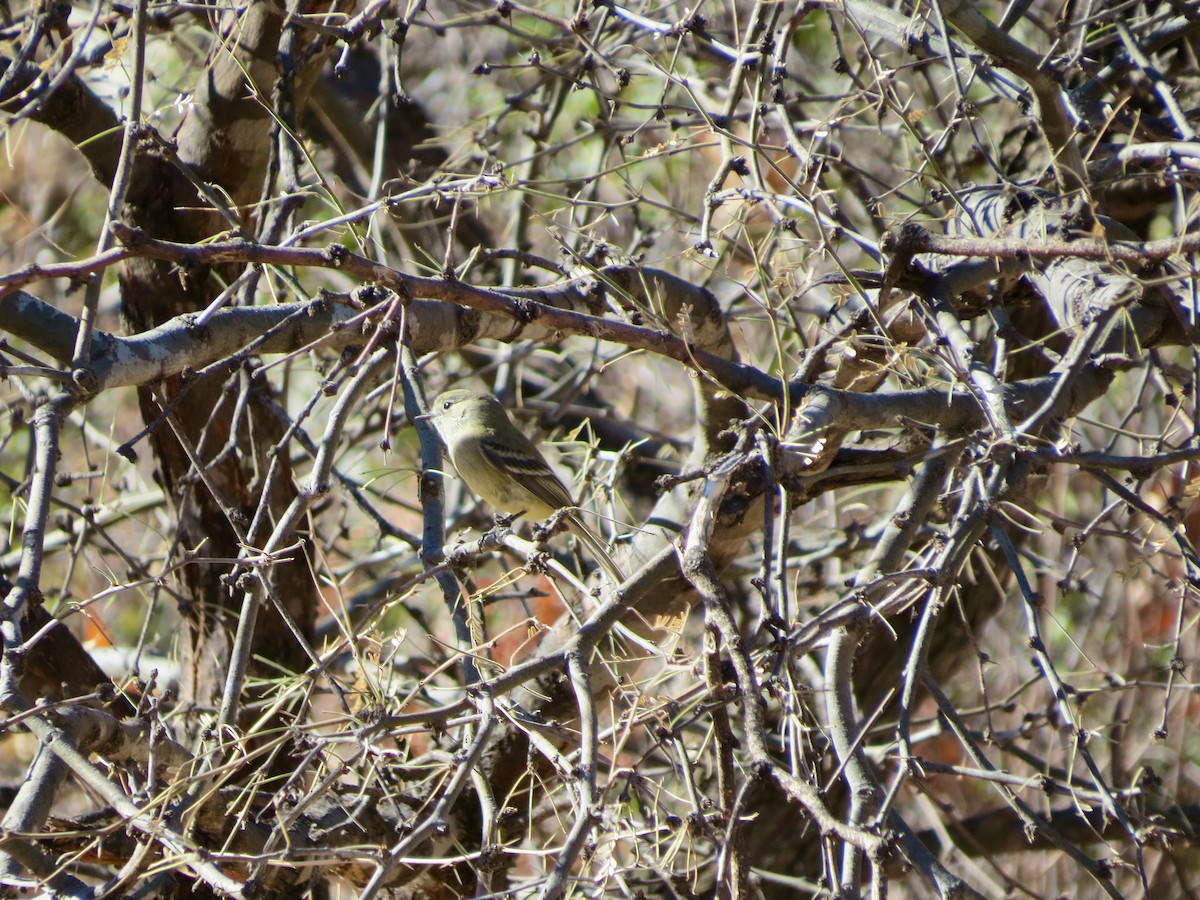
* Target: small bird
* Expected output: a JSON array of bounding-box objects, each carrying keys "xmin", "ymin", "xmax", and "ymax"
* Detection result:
[{"xmin": 422, "ymin": 389, "xmax": 625, "ymax": 583}]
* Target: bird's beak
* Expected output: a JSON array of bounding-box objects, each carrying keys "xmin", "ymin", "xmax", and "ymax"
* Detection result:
[{"xmin": 414, "ymin": 412, "xmax": 433, "ymax": 422}]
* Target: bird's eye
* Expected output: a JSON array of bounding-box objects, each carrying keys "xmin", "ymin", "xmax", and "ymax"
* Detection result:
[{"xmin": 442, "ymin": 401, "xmax": 452, "ymax": 410}]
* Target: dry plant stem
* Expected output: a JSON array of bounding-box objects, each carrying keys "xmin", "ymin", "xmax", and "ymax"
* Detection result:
[
  {"xmin": 700, "ymin": 0, "xmax": 777, "ymax": 246},
  {"xmin": 398, "ymin": 336, "xmax": 496, "ymax": 886},
  {"xmin": 706, "ymin": 625, "xmax": 750, "ymax": 897},
  {"xmin": 0, "ymin": 278, "xmax": 1158, "ymax": 428},
  {"xmin": 0, "ymin": 745, "xmax": 83, "ymax": 894},
  {"xmin": 753, "ymin": 429, "xmax": 782, "ymax": 629},
  {"xmin": 792, "ymin": 363, "xmax": 1114, "ymax": 451},
  {"xmin": 3, "ymin": 279, "xmax": 1119, "ymax": 440},
  {"xmin": 922, "ymin": 675, "xmax": 1123, "ymax": 898},
  {"xmin": 1058, "ymin": 442, "xmax": 1200, "ymax": 473},
  {"xmin": 1017, "ymin": 317, "xmax": 1114, "ymax": 435},
  {"xmin": 359, "ymin": 694, "xmax": 497, "ymax": 898},
  {"xmin": 912, "ymin": 759, "xmax": 1131, "ymax": 809},
  {"xmin": 255, "ymin": 384, "xmax": 422, "ymax": 547},
  {"xmin": 712, "ymin": 186, "xmax": 881, "ymax": 259},
  {"xmin": 824, "ymin": 633, "xmax": 882, "ymax": 898},
  {"xmin": 670, "ymin": 731, "xmax": 722, "ymax": 847},
  {"xmin": 156, "ymin": 400, "xmax": 249, "ymax": 545},
  {"xmin": 215, "ymin": 350, "xmax": 394, "ymax": 730},
  {"xmin": 0, "ymin": 392, "xmax": 73, "ymax": 705},
  {"xmin": 1081, "ymin": 468, "xmax": 1199, "ymax": 568},
  {"xmin": 894, "ymin": 454, "xmax": 993, "ymax": 765},
  {"xmin": 6, "ymin": 1, "xmax": 104, "ymax": 129},
  {"xmin": 862, "ymin": 445, "xmax": 961, "ymax": 587},
  {"xmin": 0, "ymin": 264, "xmax": 772, "ymax": 396},
  {"xmin": 541, "ymin": 647, "xmax": 599, "ymax": 900},
  {"xmin": 398, "ymin": 341, "xmax": 481, "ymax": 687},
  {"xmin": 222, "ymin": 12, "xmax": 308, "ymax": 323},
  {"xmin": 0, "ymin": 6, "xmax": 57, "ymax": 101},
  {"xmin": 933, "ymin": 0, "xmax": 1087, "ymax": 193},
  {"xmin": 71, "ymin": 0, "xmax": 148, "ymax": 370},
  {"xmin": 120, "ymin": 299, "xmax": 361, "ymax": 460},
  {"xmin": 824, "ymin": 446, "xmax": 978, "ymax": 898},
  {"xmin": 921, "ymin": 281, "xmax": 1015, "ymax": 441},
  {"xmin": 1114, "ymin": 21, "xmax": 1196, "ymax": 141},
  {"xmin": 840, "ymin": 0, "xmax": 1021, "ymax": 104},
  {"xmin": 6, "ymin": 701, "xmax": 244, "ymax": 897},
  {"xmin": 990, "ymin": 524, "xmax": 1149, "ymax": 891},
  {"xmin": 95, "ymin": 829, "xmax": 160, "ymax": 899},
  {"xmin": 920, "ymin": 0, "xmax": 997, "ymax": 177},
  {"xmin": 677, "ymin": 462, "xmax": 892, "ymax": 887},
  {"xmin": 0, "ymin": 361, "xmax": 68, "ymax": 380},
  {"xmin": 0, "ymin": 700, "xmax": 191, "ymax": 880},
  {"xmin": 830, "ymin": 564, "xmax": 988, "ymax": 888},
  {"xmin": 896, "ymin": 220, "xmax": 1200, "ymax": 264},
  {"xmin": 26, "ymin": 216, "xmax": 1167, "ymax": 334},
  {"xmin": 375, "ymin": 546, "xmax": 679, "ymax": 738},
  {"xmin": 105, "ymin": 231, "xmax": 783, "ymax": 394},
  {"xmin": 244, "ymin": 745, "xmax": 370, "ymax": 888},
  {"xmin": 336, "ymin": 1, "xmax": 397, "ymax": 49},
  {"xmin": 836, "ymin": 374, "xmax": 1131, "ymax": 891},
  {"xmin": 596, "ymin": 265, "xmax": 750, "ymax": 584}
]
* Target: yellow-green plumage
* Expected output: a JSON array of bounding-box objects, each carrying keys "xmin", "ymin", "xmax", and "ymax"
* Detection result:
[{"xmin": 426, "ymin": 389, "xmax": 625, "ymax": 583}]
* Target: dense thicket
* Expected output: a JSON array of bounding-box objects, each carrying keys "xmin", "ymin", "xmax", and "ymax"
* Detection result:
[{"xmin": 1, "ymin": 2, "xmax": 1199, "ymax": 897}]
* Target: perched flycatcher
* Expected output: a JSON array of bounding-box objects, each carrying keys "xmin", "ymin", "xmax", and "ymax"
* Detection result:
[{"xmin": 423, "ymin": 389, "xmax": 625, "ymax": 583}]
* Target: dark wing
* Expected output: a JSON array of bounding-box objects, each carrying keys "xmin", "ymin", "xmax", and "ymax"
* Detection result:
[{"xmin": 479, "ymin": 435, "xmax": 577, "ymax": 511}]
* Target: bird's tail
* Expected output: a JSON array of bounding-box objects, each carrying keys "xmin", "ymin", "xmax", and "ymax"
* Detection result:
[{"xmin": 566, "ymin": 513, "xmax": 626, "ymax": 584}]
